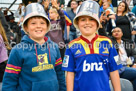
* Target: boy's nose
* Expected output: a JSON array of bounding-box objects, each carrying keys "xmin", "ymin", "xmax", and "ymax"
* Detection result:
[
  {"xmin": 37, "ymin": 23, "xmax": 41, "ymax": 27},
  {"xmin": 86, "ymin": 19, "xmax": 90, "ymax": 24}
]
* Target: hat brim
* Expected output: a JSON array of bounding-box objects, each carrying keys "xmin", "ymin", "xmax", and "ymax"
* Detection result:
[
  {"xmin": 22, "ymin": 13, "xmax": 51, "ymax": 34},
  {"xmin": 73, "ymin": 11, "xmax": 100, "ymax": 31}
]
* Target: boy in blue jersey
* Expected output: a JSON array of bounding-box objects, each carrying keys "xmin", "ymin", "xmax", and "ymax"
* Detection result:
[
  {"xmin": 62, "ymin": 0, "xmax": 122, "ymax": 91},
  {"xmin": 2, "ymin": 3, "xmax": 66, "ymax": 91}
]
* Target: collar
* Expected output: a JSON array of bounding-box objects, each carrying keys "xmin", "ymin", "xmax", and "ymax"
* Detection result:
[{"xmin": 80, "ymin": 34, "xmax": 99, "ymax": 44}]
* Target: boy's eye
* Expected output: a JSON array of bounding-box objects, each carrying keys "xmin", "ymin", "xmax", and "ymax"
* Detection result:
[
  {"xmin": 89, "ymin": 18, "xmax": 94, "ymax": 21},
  {"xmin": 41, "ymin": 22, "xmax": 46, "ymax": 24},
  {"xmin": 80, "ymin": 18, "xmax": 85, "ymax": 21},
  {"xmin": 31, "ymin": 23, "xmax": 36, "ymax": 24}
]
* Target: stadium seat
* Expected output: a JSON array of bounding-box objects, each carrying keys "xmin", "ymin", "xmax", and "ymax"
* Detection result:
[{"xmin": 109, "ymin": 78, "xmax": 134, "ymax": 91}]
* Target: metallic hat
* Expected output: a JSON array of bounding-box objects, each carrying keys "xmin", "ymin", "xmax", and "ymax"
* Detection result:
[
  {"xmin": 22, "ymin": 3, "xmax": 51, "ymax": 34},
  {"xmin": 73, "ymin": 0, "xmax": 100, "ymax": 30}
]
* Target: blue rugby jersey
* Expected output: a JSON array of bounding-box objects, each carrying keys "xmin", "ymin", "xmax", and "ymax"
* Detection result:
[{"xmin": 62, "ymin": 34, "xmax": 122, "ymax": 91}]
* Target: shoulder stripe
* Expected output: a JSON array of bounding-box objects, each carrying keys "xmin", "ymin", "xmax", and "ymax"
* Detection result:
[
  {"xmin": 68, "ymin": 37, "xmax": 81, "ymax": 48},
  {"xmin": 64, "ymin": 15, "xmax": 72, "ymax": 24}
]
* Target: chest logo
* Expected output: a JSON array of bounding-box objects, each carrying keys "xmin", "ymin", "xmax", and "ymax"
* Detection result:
[
  {"xmin": 32, "ymin": 53, "xmax": 53, "ymax": 72},
  {"xmin": 83, "ymin": 60, "xmax": 103, "ymax": 72}
]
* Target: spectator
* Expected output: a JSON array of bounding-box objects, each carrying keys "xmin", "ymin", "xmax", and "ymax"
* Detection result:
[
  {"xmin": 99, "ymin": 0, "xmax": 113, "ymax": 17},
  {"xmin": 0, "ymin": 20, "xmax": 10, "ymax": 91},
  {"xmin": 3, "ymin": 8, "xmax": 14, "ymax": 22},
  {"xmin": 14, "ymin": 3, "xmax": 25, "ymax": 25},
  {"xmin": 8, "ymin": 16, "xmax": 21, "ymax": 43},
  {"xmin": 108, "ymin": 1, "xmax": 136, "ymax": 41},
  {"xmin": 14, "ymin": 3, "xmax": 26, "ymax": 39},
  {"xmin": 0, "ymin": 9, "xmax": 14, "ymax": 46},
  {"xmin": 111, "ymin": 27, "xmax": 136, "ymax": 91},
  {"xmin": 67, "ymin": 0, "xmax": 78, "ymax": 41},
  {"xmin": 2, "ymin": 3, "xmax": 66, "ymax": 91},
  {"xmin": 39, "ymin": 0, "xmax": 71, "ymax": 43},
  {"xmin": 56, "ymin": 0, "xmax": 72, "ymax": 42},
  {"xmin": 47, "ymin": 0, "xmax": 66, "ymax": 59},
  {"xmin": 103, "ymin": 1, "xmax": 116, "ymax": 28},
  {"xmin": 99, "ymin": 1, "xmax": 115, "ymax": 36}
]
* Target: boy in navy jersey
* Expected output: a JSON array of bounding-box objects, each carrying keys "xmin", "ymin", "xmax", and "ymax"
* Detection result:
[{"xmin": 62, "ymin": 0, "xmax": 122, "ymax": 91}]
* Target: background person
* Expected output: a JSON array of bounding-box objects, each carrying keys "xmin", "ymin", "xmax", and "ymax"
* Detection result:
[
  {"xmin": 107, "ymin": 1, "xmax": 136, "ymax": 41},
  {"xmin": 0, "ymin": 20, "xmax": 10, "ymax": 91},
  {"xmin": 111, "ymin": 27, "xmax": 136, "ymax": 91}
]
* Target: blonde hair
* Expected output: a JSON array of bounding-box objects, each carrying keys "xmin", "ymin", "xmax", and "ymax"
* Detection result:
[
  {"xmin": 99, "ymin": 0, "xmax": 112, "ymax": 7},
  {"xmin": 103, "ymin": 1, "xmax": 111, "ymax": 6},
  {"xmin": 0, "ymin": 21, "xmax": 11, "ymax": 50},
  {"xmin": 49, "ymin": 7, "xmax": 60, "ymax": 19}
]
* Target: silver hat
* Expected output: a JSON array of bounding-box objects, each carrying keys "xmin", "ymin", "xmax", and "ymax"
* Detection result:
[
  {"xmin": 73, "ymin": 0, "xmax": 100, "ymax": 30},
  {"xmin": 22, "ymin": 3, "xmax": 51, "ymax": 34}
]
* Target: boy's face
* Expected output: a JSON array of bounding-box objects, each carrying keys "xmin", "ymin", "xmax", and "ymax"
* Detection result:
[
  {"xmin": 77, "ymin": 16, "xmax": 98, "ymax": 37},
  {"xmin": 103, "ymin": 2, "xmax": 109, "ymax": 10},
  {"xmin": 24, "ymin": 17, "xmax": 48, "ymax": 41}
]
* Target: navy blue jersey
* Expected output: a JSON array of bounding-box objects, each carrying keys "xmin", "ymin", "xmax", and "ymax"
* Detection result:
[{"xmin": 62, "ymin": 34, "xmax": 122, "ymax": 91}]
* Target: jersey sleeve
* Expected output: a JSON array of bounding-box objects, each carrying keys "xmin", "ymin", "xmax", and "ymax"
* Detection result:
[
  {"xmin": 108, "ymin": 44, "xmax": 122, "ymax": 72},
  {"xmin": 62, "ymin": 46, "xmax": 75, "ymax": 72}
]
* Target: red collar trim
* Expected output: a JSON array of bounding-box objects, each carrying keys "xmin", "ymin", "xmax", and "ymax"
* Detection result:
[
  {"xmin": 80, "ymin": 34, "xmax": 98, "ymax": 44},
  {"xmin": 44, "ymin": 37, "xmax": 48, "ymax": 42}
]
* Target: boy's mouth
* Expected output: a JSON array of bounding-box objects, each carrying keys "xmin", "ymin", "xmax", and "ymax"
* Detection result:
[
  {"xmin": 84, "ymin": 26, "xmax": 92, "ymax": 28},
  {"xmin": 35, "ymin": 30, "xmax": 42, "ymax": 33}
]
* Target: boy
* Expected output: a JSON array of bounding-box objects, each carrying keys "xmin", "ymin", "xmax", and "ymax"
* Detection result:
[
  {"xmin": 2, "ymin": 3, "xmax": 66, "ymax": 91},
  {"xmin": 103, "ymin": 1, "xmax": 116, "ymax": 28},
  {"xmin": 62, "ymin": 0, "xmax": 122, "ymax": 91}
]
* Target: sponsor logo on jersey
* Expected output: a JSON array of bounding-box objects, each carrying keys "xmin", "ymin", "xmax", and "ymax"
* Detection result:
[{"xmin": 83, "ymin": 60, "xmax": 103, "ymax": 72}]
